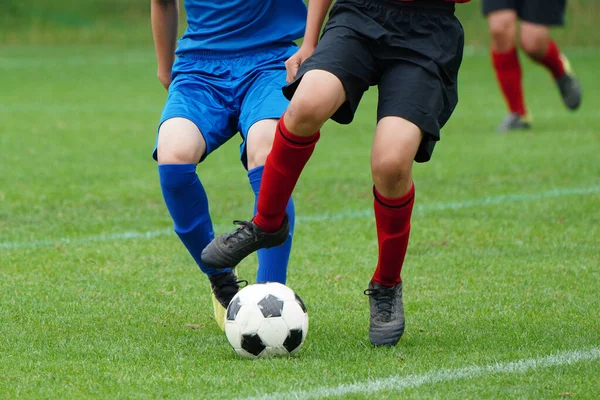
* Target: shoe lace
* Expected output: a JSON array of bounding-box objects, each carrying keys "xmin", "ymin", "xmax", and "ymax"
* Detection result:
[
  {"xmin": 211, "ymin": 274, "xmax": 248, "ymax": 305},
  {"xmin": 210, "ymin": 270, "xmax": 248, "ymax": 290},
  {"xmin": 364, "ymin": 286, "xmax": 395, "ymax": 321},
  {"xmin": 222, "ymin": 220, "xmax": 258, "ymax": 247}
]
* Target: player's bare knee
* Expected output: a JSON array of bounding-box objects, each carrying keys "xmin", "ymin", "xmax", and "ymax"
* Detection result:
[
  {"xmin": 246, "ymin": 143, "xmax": 271, "ymax": 170},
  {"xmin": 157, "ymin": 118, "xmax": 205, "ymax": 164},
  {"xmin": 488, "ymin": 11, "xmax": 517, "ymax": 52},
  {"xmin": 157, "ymin": 145, "xmax": 200, "ymax": 165},
  {"xmin": 246, "ymin": 120, "xmax": 277, "ymax": 169},
  {"xmin": 520, "ymin": 28, "xmax": 549, "ymax": 58},
  {"xmin": 371, "ymin": 157, "xmax": 412, "ymax": 194},
  {"xmin": 285, "ymin": 95, "xmax": 330, "ymax": 135},
  {"xmin": 285, "ymin": 70, "xmax": 346, "ymax": 135}
]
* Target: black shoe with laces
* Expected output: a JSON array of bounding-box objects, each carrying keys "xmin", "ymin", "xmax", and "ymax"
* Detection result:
[
  {"xmin": 201, "ymin": 215, "xmax": 289, "ymax": 270},
  {"xmin": 364, "ymin": 281, "xmax": 405, "ymax": 346},
  {"xmin": 209, "ymin": 271, "xmax": 247, "ymax": 308},
  {"xmin": 556, "ymin": 54, "xmax": 582, "ymax": 111},
  {"xmin": 557, "ymin": 73, "xmax": 582, "ymax": 110}
]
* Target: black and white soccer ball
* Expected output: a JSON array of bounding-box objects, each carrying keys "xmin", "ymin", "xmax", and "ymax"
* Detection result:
[{"xmin": 225, "ymin": 282, "xmax": 308, "ymax": 359}]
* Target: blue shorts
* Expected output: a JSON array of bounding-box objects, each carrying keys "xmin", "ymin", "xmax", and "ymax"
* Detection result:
[{"xmin": 153, "ymin": 44, "xmax": 297, "ymax": 168}]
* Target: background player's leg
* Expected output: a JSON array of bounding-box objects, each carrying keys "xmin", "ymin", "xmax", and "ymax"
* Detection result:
[
  {"xmin": 487, "ymin": 9, "xmax": 530, "ymax": 131},
  {"xmin": 246, "ymin": 119, "xmax": 295, "ymax": 284},
  {"xmin": 252, "ymin": 70, "xmax": 347, "ymax": 232},
  {"xmin": 519, "ymin": 22, "xmax": 555, "ymax": 61},
  {"xmin": 520, "ymin": 22, "xmax": 581, "ymax": 110},
  {"xmin": 370, "ymin": 117, "xmax": 420, "ymax": 287}
]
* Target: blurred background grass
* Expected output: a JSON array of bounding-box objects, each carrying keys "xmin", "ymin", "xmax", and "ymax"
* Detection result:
[{"xmin": 1, "ymin": 0, "xmax": 599, "ymax": 47}]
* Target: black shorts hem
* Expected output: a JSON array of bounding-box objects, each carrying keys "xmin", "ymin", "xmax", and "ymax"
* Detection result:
[{"xmin": 482, "ymin": 0, "xmax": 565, "ymax": 26}]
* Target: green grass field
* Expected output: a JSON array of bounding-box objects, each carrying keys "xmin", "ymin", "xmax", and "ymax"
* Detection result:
[{"xmin": 1, "ymin": 24, "xmax": 600, "ymax": 400}]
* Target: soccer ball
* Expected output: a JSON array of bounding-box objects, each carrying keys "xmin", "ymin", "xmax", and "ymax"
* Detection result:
[{"xmin": 225, "ymin": 282, "xmax": 308, "ymax": 359}]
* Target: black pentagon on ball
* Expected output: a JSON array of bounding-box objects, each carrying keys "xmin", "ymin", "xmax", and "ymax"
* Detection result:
[
  {"xmin": 295, "ymin": 293, "xmax": 307, "ymax": 313},
  {"xmin": 241, "ymin": 333, "xmax": 266, "ymax": 356},
  {"xmin": 257, "ymin": 294, "xmax": 284, "ymax": 318},
  {"xmin": 283, "ymin": 328, "xmax": 303, "ymax": 353},
  {"xmin": 226, "ymin": 298, "xmax": 242, "ymax": 321}
]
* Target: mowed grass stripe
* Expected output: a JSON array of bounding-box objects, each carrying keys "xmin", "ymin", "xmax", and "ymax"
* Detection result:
[
  {"xmin": 238, "ymin": 347, "xmax": 600, "ymax": 400},
  {"xmin": 1, "ymin": 185, "xmax": 598, "ymax": 250}
]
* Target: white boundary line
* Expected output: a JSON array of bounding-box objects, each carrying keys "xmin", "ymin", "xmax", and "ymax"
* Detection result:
[
  {"xmin": 0, "ymin": 46, "xmax": 598, "ymax": 68},
  {"xmin": 1, "ymin": 186, "xmax": 598, "ymax": 250},
  {"xmin": 0, "ymin": 53, "xmax": 154, "ymax": 68},
  {"xmin": 236, "ymin": 347, "xmax": 600, "ymax": 400},
  {"xmin": 3, "ymin": 104, "xmax": 600, "ymax": 120},
  {"xmin": 0, "ymin": 104, "xmax": 158, "ymax": 113}
]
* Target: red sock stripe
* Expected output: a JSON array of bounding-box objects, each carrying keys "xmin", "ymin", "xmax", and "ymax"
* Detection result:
[
  {"xmin": 254, "ymin": 117, "xmax": 319, "ymax": 232},
  {"xmin": 373, "ymin": 184, "xmax": 415, "ymax": 208},
  {"xmin": 278, "ymin": 113, "xmax": 320, "ymax": 145}
]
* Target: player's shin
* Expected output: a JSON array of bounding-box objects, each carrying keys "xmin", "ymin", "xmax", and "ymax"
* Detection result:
[
  {"xmin": 492, "ymin": 48, "xmax": 527, "ymax": 116},
  {"xmin": 158, "ymin": 164, "xmax": 228, "ymax": 277},
  {"xmin": 372, "ymin": 183, "xmax": 415, "ymax": 286},
  {"xmin": 253, "ymin": 115, "xmax": 319, "ymax": 232},
  {"xmin": 248, "ymin": 166, "xmax": 295, "ymax": 284}
]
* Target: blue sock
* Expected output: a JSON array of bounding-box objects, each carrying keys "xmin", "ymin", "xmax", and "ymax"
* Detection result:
[
  {"xmin": 158, "ymin": 164, "xmax": 231, "ymax": 277},
  {"xmin": 248, "ymin": 166, "xmax": 295, "ymax": 284}
]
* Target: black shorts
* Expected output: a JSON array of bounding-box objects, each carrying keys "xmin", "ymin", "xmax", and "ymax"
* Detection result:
[
  {"xmin": 482, "ymin": 0, "xmax": 566, "ymax": 26},
  {"xmin": 283, "ymin": 0, "xmax": 464, "ymax": 163}
]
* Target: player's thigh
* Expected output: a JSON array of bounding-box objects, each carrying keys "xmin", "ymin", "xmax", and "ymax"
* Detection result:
[
  {"xmin": 283, "ymin": 24, "xmax": 377, "ymax": 126},
  {"xmin": 519, "ymin": 22, "xmax": 551, "ymax": 57},
  {"xmin": 371, "ymin": 117, "xmax": 422, "ymax": 180},
  {"xmin": 155, "ymin": 77, "xmax": 236, "ymax": 165},
  {"xmin": 487, "ymin": 10, "xmax": 518, "ymax": 51},
  {"xmin": 238, "ymin": 62, "xmax": 289, "ymax": 169},
  {"xmin": 287, "ymin": 69, "xmax": 347, "ymax": 133}
]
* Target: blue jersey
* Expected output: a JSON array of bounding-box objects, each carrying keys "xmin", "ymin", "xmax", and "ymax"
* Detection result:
[{"xmin": 176, "ymin": 0, "xmax": 307, "ymax": 54}]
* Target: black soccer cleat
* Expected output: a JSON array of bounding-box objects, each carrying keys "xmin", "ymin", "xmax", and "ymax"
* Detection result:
[
  {"xmin": 364, "ymin": 281, "xmax": 405, "ymax": 346},
  {"xmin": 557, "ymin": 74, "xmax": 582, "ymax": 111},
  {"xmin": 209, "ymin": 271, "xmax": 247, "ymax": 308},
  {"xmin": 496, "ymin": 113, "xmax": 531, "ymax": 133},
  {"xmin": 556, "ymin": 54, "xmax": 582, "ymax": 111},
  {"xmin": 201, "ymin": 215, "xmax": 289, "ymax": 270}
]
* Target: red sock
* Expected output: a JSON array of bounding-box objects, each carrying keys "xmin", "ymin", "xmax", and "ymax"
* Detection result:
[
  {"xmin": 534, "ymin": 40, "xmax": 566, "ymax": 80},
  {"xmin": 492, "ymin": 48, "xmax": 527, "ymax": 116},
  {"xmin": 254, "ymin": 114, "xmax": 320, "ymax": 232},
  {"xmin": 372, "ymin": 183, "xmax": 415, "ymax": 287}
]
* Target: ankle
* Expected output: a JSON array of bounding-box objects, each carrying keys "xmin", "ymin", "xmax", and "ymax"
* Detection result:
[{"xmin": 254, "ymin": 213, "xmax": 285, "ymax": 233}]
